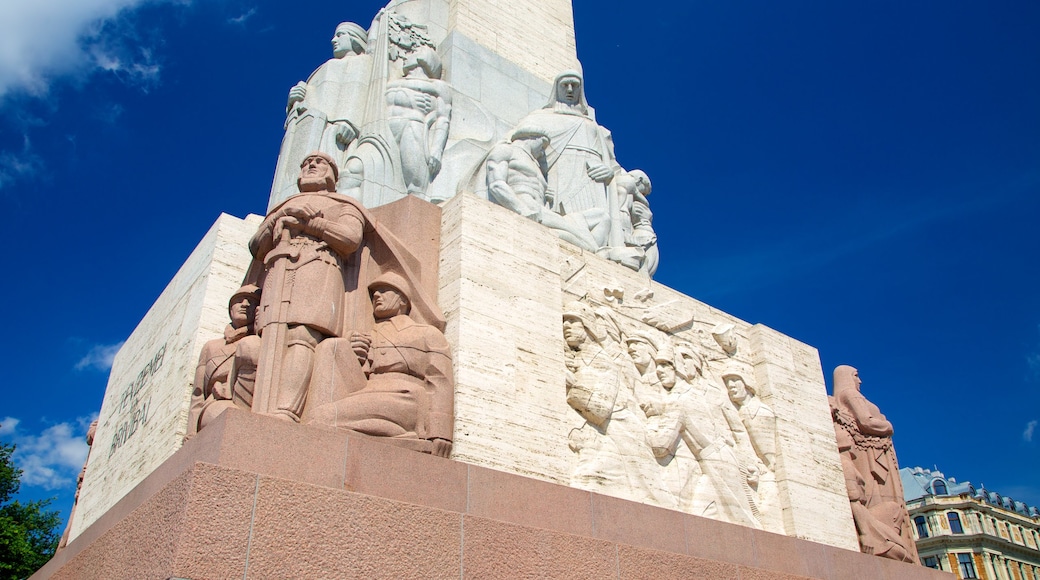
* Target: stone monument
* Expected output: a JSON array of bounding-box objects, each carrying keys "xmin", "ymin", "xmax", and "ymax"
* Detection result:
[
  {"xmin": 830, "ymin": 365, "xmax": 920, "ymax": 563},
  {"xmin": 38, "ymin": 1, "xmax": 943, "ymax": 579}
]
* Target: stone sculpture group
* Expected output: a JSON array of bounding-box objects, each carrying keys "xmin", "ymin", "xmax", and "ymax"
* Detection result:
[
  {"xmin": 562, "ymin": 297, "xmax": 783, "ymax": 532},
  {"xmin": 272, "ymin": 14, "xmax": 659, "ymax": 276},
  {"xmin": 190, "ymin": 153, "xmax": 454, "ymax": 456},
  {"xmin": 183, "ymin": 10, "xmax": 918, "ymax": 562}
]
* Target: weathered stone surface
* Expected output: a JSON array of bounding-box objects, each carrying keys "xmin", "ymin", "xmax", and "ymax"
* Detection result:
[
  {"xmin": 440, "ymin": 192, "xmax": 860, "ymax": 549},
  {"xmin": 70, "ymin": 212, "xmax": 261, "ymax": 540}
]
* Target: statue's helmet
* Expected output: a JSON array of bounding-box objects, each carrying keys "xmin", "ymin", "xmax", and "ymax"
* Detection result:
[
  {"xmin": 368, "ymin": 271, "xmax": 414, "ymax": 304},
  {"xmin": 228, "ymin": 284, "xmax": 260, "ymax": 316}
]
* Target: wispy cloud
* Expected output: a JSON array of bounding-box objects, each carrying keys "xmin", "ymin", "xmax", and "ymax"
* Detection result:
[
  {"xmin": 228, "ymin": 8, "xmax": 257, "ymax": 26},
  {"xmin": 4, "ymin": 419, "xmax": 93, "ymax": 490},
  {"xmin": 0, "ymin": 417, "xmax": 20, "ymax": 436},
  {"xmin": 1025, "ymin": 420, "xmax": 1038, "ymax": 443},
  {"xmin": 0, "ymin": 0, "xmax": 180, "ymax": 100},
  {"xmin": 75, "ymin": 341, "xmax": 124, "ymax": 372},
  {"xmin": 0, "ymin": 134, "xmax": 44, "ymax": 190}
]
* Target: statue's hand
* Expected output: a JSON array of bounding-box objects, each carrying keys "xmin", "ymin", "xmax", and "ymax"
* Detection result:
[
  {"xmin": 333, "ymin": 123, "xmax": 357, "ymax": 147},
  {"xmin": 428, "ymin": 438, "xmax": 452, "ymax": 458},
  {"xmin": 287, "ymin": 82, "xmax": 307, "ymax": 110},
  {"xmin": 586, "ymin": 163, "xmax": 614, "ymax": 183},
  {"xmin": 640, "ymin": 401, "xmax": 662, "ymax": 417},
  {"xmin": 544, "ymin": 188, "xmax": 556, "ymax": 208},
  {"xmin": 282, "ymin": 203, "xmax": 321, "ymax": 222},
  {"xmin": 350, "ymin": 332, "xmax": 371, "ymax": 362},
  {"xmin": 427, "ymin": 156, "xmax": 441, "ymax": 179}
]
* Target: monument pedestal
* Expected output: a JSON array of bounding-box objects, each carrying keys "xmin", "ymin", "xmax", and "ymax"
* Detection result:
[{"xmin": 33, "ymin": 410, "xmax": 948, "ymax": 579}]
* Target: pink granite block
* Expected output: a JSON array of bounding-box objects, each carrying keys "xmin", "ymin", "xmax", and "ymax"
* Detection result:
[
  {"xmin": 215, "ymin": 410, "xmax": 350, "ymax": 490},
  {"xmin": 462, "ymin": 515, "xmax": 617, "ymax": 579},
  {"xmin": 590, "ymin": 492, "xmax": 688, "ymax": 555},
  {"xmin": 684, "ymin": 512, "xmax": 759, "ymax": 568},
  {"xmin": 617, "ymin": 544, "xmax": 740, "ymax": 579},
  {"xmin": 342, "ymin": 431, "xmax": 468, "ymax": 513},
  {"xmin": 245, "ymin": 475, "xmax": 462, "ymax": 579},
  {"xmin": 466, "ymin": 464, "xmax": 594, "ymax": 536},
  {"xmin": 172, "ymin": 463, "xmax": 257, "ymax": 579}
]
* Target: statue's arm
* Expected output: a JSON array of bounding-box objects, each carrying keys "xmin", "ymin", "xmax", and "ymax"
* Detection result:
[
  {"xmin": 427, "ymin": 87, "xmax": 453, "ymax": 177},
  {"xmin": 248, "ymin": 218, "xmax": 274, "ymax": 259},
  {"xmin": 306, "ymin": 206, "xmax": 366, "ymax": 257},
  {"xmin": 423, "ymin": 334, "xmax": 455, "ymax": 447},
  {"xmin": 645, "ymin": 410, "xmax": 682, "ymax": 459},
  {"xmin": 842, "ymin": 392, "xmax": 893, "ymax": 437}
]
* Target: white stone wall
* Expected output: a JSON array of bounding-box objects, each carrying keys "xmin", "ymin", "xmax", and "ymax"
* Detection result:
[
  {"xmin": 439, "ymin": 192, "xmax": 860, "ymax": 549},
  {"xmin": 448, "ymin": 0, "xmax": 578, "ymax": 85},
  {"xmin": 69, "ymin": 213, "xmax": 261, "ymax": 540}
]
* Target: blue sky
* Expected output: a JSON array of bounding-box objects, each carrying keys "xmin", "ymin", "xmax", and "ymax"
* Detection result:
[{"xmin": 0, "ymin": 0, "xmax": 1037, "ymax": 527}]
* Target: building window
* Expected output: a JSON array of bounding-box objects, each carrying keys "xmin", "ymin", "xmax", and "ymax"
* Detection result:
[
  {"xmin": 948, "ymin": 512, "xmax": 964, "ymax": 534},
  {"xmin": 923, "ymin": 556, "xmax": 939, "ymax": 569},
  {"xmin": 915, "ymin": 516, "xmax": 929, "ymax": 538},
  {"xmin": 958, "ymin": 553, "xmax": 978, "ymax": 579},
  {"xmin": 933, "ymin": 480, "xmax": 948, "ymax": 495}
]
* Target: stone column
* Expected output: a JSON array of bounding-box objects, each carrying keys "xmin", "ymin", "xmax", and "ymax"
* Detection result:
[{"xmin": 448, "ymin": 0, "xmax": 578, "ymax": 84}]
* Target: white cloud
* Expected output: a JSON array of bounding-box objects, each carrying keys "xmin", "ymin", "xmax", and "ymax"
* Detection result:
[
  {"xmin": 1025, "ymin": 420, "xmax": 1038, "ymax": 443},
  {"xmin": 0, "ymin": 417, "xmax": 20, "ymax": 436},
  {"xmin": 0, "ymin": 0, "xmax": 175, "ymax": 99},
  {"xmin": 7, "ymin": 420, "xmax": 91, "ymax": 490},
  {"xmin": 228, "ymin": 8, "xmax": 256, "ymax": 26},
  {"xmin": 75, "ymin": 341, "xmax": 125, "ymax": 372}
]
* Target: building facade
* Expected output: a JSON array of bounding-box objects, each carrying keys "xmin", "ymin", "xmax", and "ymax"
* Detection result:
[{"xmin": 902, "ymin": 467, "xmax": 1040, "ymax": 579}]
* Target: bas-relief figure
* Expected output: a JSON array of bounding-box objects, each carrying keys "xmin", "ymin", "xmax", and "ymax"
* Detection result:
[
  {"xmin": 830, "ymin": 365, "xmax": 919, "ymax": 563},
  {"xmin": 722, "ymin": 365, "xmax": 783, "ymax": 533},
  {"xmin": 191, "ymin": 151, "xmax": 453, "ymax": 456},
  {"xmin": 563, "ymin": 301, "xmax": 657, "ymax": 504},
  {"xmin": 187, "ymin": 285, "xmax": 260, "ymax": 437},
  {"xmin": 487, "ymin": 70, "xmax": 660, "ymax": 275},
  {"xmin": 485, "ymin": 127, "xmax": 607, "ymax": 251},
  {"xmin": 271, "ymin": 22, "xmax": 372, "ymax": 204},
  {"xmin": 643, "ymin": 344, "xmax": 761, "ymax": 528},
  {"xmin": 341, "ymin": 11, "xmax": 454, "ymax": 206},
  {"xmin": 558, "ymin": 292, "xmax": 788, "ymax": 529},
  {"xmin": 384, "ymin": 46, "xmax": 452, "ymax": 199}
]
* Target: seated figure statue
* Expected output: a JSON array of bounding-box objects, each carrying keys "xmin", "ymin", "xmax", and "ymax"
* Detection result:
[{"xmin": 306, "ymin": 272, "xmax": 454, "ymax": 457}]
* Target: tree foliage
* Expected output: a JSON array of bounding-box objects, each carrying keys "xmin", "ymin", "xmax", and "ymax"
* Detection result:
[{"xmin": 0, "ymin": 441, "xmax": 60, "ymax": 580}]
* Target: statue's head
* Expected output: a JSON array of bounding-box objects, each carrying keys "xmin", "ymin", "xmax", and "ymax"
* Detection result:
[
  {"xmin": 297, "ymin": 152, "xmax": 338, "ymax": 192},
  {"xmin": 403, "ymin": 46, "xmax": 442, "ymax": 79},
  {"xmin": 546, "ymin": 69, "xmax": 589, "ymax": 114},
  {"xmin": 628, "ymin": 169, "xmax": 651, "ymax": 197},
  {"xmin": 332, "ymin": 22, "xmax": 367, "ymax": 58},
  {"xmin": 721, "ymin": 367, "xmax": 754, "ymax": 405},
  {"xmin": 509, "ymin": 126, "xmax": 550, "ymax": 154},
  {"xmin": 369, "ymin": 272, "xmax": 413, "ymax": 319},
  {"xmin": 655, "ymin": 358, "xmax": 676, "ymax": 390},
  {"xmin": 228, "ymin": 284, "xmax": 260, "ymax": 329},
  {"xmin": 624, "ymin": 332, "xmax": 658, "ymax": 369},
  {"xmin": 562, "ymin": 301, "xmax": 597, "ymax": 349},
  {"xmin": 833, "ymin": 365, "xmax": 862, "ymax": 396}
]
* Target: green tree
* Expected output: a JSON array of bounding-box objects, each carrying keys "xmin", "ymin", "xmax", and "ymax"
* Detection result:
[{"xmin": 0, "ymin": 440, "xmax": 60, "ymax": 580}]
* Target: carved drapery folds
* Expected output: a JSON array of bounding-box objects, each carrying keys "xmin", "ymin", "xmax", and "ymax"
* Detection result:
[
  {"xmin": 561, "ymin": 291, "xmax": 781, "ymax": 531},
  {"xmin": 830, "ymin": 365, "xmax": 919, "ymax": 563}
]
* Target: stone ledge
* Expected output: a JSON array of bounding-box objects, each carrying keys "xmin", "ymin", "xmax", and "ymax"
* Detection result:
[{"xmin": 35, "ymin": 410, "xmax": 952, "ymax": 579}]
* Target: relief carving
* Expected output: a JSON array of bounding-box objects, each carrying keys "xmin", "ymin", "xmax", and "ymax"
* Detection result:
[
  {"xmin": 271, "ymin": 22, "xmax": 372, "ymax": 203},
  {"xmin": 830, "ymin": 365, "xmax": 919, "ymax": 563}
]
